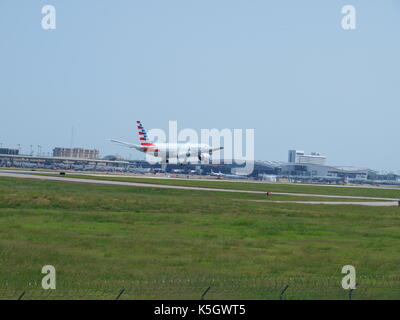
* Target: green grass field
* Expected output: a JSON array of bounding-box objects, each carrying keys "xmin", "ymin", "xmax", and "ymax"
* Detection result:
[
  {"xmin": 1, "ymin": 176, "xmax": 400, "ymax": 299},
  {"xmin": 36, "ymin": 172, "xmax": 400, "ymax": 199}
]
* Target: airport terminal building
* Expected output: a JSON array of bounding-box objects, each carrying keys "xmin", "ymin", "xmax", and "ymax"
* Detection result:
[
  {"xmin": 0, "ymin": 148, "xmax": 19, "ymax": 155},
  {"xmin": 1, "ymin": 145, "xmax": 399, "ymax": 185},
  {"xmin": 53, "ymin": 147, "xmax": 99, "ymax": 159}
]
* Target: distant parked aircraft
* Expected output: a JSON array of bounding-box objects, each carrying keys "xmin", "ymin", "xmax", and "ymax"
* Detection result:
[
  {"xmin": 129, "ymin": 167, "xmax": 151, "ymax": 174},
  {"xmin": 210, "ymin": 170, "xmax": 248, "ymax": 179},
  {"xmin": 109, "ymin": 121, "xmax": 223, "ymax": 164}
]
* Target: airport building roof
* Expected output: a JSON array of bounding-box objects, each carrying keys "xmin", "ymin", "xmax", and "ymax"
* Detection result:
[{"xmin": 0, "ymin": 154, "xmax": 129, "ymax": 164}]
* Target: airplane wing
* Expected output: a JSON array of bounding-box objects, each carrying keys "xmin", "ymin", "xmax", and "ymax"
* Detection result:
[
  {"xmin": 108, "ymin": 139, "xmax": 136, "ymax": 148},
  {"xmin": 209, "ymin": 146, "xmax": 224, "ymax": 153}
]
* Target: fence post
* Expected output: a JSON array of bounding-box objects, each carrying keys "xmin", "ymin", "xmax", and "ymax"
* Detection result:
[
  {"xmin": 348, "ymin": 283, "xmax": 358, "ymax": 300},
  {"xmin": 116, "ymin": 288, "xmax": 125, "ymax": 300},
  {"xmin": 200, "ymin": 286, "xmax": 211, "ymax": 300},
  {"xmin": 17, "ymin": 291, "xmax": 26, "ymax": 300},
  {"xmin": 279, "ymin": 285, "xmax": 289, "ymax": 300}
]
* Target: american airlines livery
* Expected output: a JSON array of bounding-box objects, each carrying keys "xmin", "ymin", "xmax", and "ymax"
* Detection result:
[{"xmin": 109, "ymin": 121, "xmax": 224, "ymax": 164}]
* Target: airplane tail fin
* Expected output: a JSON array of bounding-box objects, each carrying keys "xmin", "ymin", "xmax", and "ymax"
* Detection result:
[{"xmin": 136, "ymin": 121, "xmax": 154, "ymax": 146}]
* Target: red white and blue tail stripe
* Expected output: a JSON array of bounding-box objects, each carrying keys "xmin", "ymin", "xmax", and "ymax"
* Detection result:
[{"xmin": 136, "ymin": 121, "xmax": 155, "ymax": 148}]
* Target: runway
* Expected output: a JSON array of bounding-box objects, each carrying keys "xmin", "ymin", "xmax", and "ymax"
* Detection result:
[
  {"xmin": 247, "ymin": 200, "xmax": 399, "ymax": 206},
  {"xmin": 0, "ymin": 171, "xmax": 399, "ymax": 206}
]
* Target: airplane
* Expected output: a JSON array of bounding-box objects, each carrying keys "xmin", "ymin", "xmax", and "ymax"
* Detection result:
[
  {"xmin": 109, "ymin": 121, "xmax": 223, "ymax": 164},
  {"xmin": 210, "ymin": 170, "xmax": 248, "ymax": 179},
  {"xmin": 129, "ymin": 167, "xmax": 152, "ymax": 174}
]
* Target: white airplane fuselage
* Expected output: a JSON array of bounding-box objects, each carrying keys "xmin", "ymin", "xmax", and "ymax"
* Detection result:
[
  {"xmin": 109, "ymin": 121, "xmax": 223, "ymax": 164},
  {"xmin": 132, "ymin": 142, "xmax": 215, "ymax": 163}
]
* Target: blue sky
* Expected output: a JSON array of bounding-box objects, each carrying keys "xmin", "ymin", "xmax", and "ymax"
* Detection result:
[{"xmin": 0, "ymin": 1, "xmax": 399, "ymax": 171}]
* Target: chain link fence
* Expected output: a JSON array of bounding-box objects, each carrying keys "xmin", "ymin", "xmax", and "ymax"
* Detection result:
[{"xmin": 1, "ymin": 276, "xmax": 400, "ymax": 300}]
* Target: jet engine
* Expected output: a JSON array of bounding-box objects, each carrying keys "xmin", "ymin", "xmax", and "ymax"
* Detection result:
[{"xmin": 198, "ymin": 153, "xmax": 210, "ymax": 162}]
